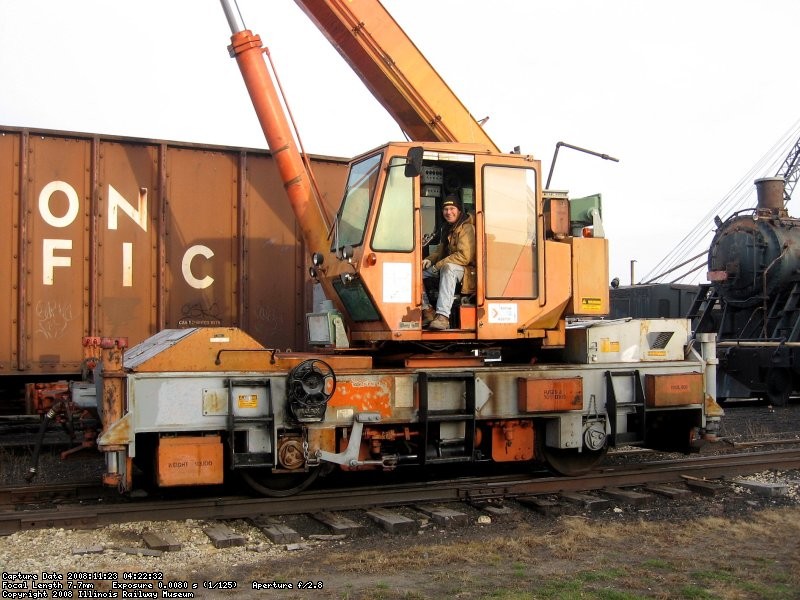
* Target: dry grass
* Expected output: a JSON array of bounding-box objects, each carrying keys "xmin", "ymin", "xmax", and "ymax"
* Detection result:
[{"xmin": 240, "ymin": 507, "xmax": 800, "ymax": 599}]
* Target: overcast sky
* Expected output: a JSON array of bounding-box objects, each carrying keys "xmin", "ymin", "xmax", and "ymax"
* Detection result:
[{"xmin": 2, "ymin": 0, "xmax": 800, "ymax": 284}]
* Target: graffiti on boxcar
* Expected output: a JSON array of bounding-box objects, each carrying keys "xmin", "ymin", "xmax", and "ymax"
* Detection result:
[
  {"xmin": 254, "ymin": 303, "xmax": 282, "ymax": 338},
  {"xmin": 35, "ymin": 299, "xmax": 74, "ymax": 339},
  {"xmin": 178, "ymin": 302, "xmax": 222, "ymax": 327}
]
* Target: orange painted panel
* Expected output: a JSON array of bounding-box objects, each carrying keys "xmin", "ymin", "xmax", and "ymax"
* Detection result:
[
  {"xmin": 490, "ymin": 421, "xmax": 534, "ymax": 462},
  {"xmin": 568, "ymin": 237, "xmax": 609, "ymax": 316},
  {"xmin": 518, "ymin": 377, "xmax": 583, "ymax": 412},
  {"xmin": 459, "ymin": 306, "xmax": 477, "ymax": 330},
  {"xmin": 328, "ymin": 375, "xmax": 394, "ymax": 418},
  {"xmin": 157, "ymin": 435, "xmax": 224, "ymax": 486},
  {"xmin": 645, "ymin": 373, "xmax": 704, "ymax": 407},
  {"xmin": 127, "ymin": 327, "xmax": 267, "ymax": 373}
]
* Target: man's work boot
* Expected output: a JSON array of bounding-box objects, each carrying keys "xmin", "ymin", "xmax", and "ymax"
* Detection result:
[
  {"xmin": 428, "ymin": 314, "xmax": 450, "ymax": 330},
  {"xmin": 422, "ymin": 307, "xmax": 436, "ymax": 327}
]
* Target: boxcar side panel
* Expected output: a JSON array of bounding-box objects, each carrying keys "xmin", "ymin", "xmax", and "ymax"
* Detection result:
[
  {"xmin": 241, "ymin": 155, "xmax": 347, "ymax": 351},
  {"xmin": 26, "ymin": 136, "xmax": 92, "ymax": 373},
  {"xmin": 243, "ymin": 153, "xmax": 303, "ymax": 350},
  {"xmin": 0, "ymin": 133, "xmax": 20, "ymax": 373},
  {"xmin": 164, "ymin": 147, "xmax": 239, "ymax": 331},
  {"xmin": 97, "ymin": 140, "xmax": 160, "ymax": 342}
]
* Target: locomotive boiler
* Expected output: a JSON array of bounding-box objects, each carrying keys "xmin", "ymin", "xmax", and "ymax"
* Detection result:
[{"xmin": 708, "ymin": 177, "xmax": 800, "ymax": 306}]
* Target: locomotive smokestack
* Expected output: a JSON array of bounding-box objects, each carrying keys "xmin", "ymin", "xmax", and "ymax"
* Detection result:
[{"xmin": 755, "ymin": 177, "xmax": 785, "ymax": 211}]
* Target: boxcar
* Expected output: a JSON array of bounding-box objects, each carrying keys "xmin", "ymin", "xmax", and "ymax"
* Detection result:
[{"xmin": 0, "ymin": 126, "xmax": 348, "ymax": 407}]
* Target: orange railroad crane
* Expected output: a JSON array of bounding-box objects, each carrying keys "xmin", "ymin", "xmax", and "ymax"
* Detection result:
[{"xmin": 89, "ymin": 1, "xmax": 721, "ymax": 497}]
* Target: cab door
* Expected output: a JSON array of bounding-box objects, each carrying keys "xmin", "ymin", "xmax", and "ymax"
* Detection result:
[{"xmin": 476, "ymin": 157, "xmax": 567, "ymax": 340}]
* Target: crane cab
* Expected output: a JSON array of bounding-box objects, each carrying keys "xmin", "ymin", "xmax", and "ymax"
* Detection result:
[{"xmin": 308, "ymin": 142, "xmax": 610, "ymax": 352}]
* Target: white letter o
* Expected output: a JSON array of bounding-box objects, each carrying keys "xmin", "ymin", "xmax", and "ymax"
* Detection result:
[{"xmin": 39, "ymin": 181, "xmax": 80, "ymax": 228}]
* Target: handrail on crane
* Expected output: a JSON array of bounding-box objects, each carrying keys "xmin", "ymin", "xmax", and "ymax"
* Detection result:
[{"xmin": 545, "ymin": 141, "xmax": 619, "ymax": 189}]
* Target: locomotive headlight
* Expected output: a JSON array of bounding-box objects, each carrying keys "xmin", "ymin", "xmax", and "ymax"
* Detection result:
[
  {"xmin": 340, "ymin": 245, "xmax": 354, "ymax": 262},
  {"xmin": 312, "ymin": 252, "xmax": 324, "ymax": 266}
]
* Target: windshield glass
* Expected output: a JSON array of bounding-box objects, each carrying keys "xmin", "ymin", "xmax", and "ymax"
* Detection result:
[
  {"xmin": 333, "ymin": 152, "xmax": 383, "ymax": 250},
  {"xmin": 372, "ymin": 157, "xmax": 414, "ymax": 251}
]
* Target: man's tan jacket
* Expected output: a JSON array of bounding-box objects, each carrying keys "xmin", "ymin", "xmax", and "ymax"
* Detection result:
[{"xmin": 427, "ymin": 213, "xmax": 476, "ymax": 294}]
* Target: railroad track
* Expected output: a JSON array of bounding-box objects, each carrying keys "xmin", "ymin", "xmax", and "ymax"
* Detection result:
[
  {"xmin": 2, "ymin": 448, "xmax": 799, "ymax": 537},
  {"xmin": 0, "ymin": 479, "xmax": 108, "ymax": 508}
]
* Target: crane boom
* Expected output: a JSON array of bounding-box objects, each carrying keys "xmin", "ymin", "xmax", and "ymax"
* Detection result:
[
  {"xmin": 294, "ymin": 0, "xmax": 500, "ymax": 152},
  {"xmin": 776, "ymin": 135, "xmax": 800, "ymax": 204}
]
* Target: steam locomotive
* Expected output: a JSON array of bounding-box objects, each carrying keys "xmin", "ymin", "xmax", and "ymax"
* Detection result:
[{"xmin": 694, "ymin": 177, "xmax": 800, "ymax": 404}]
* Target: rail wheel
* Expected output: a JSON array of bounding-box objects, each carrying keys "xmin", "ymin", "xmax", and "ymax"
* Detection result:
[
  {"xmin": 540, "ymin": 445, "xmax": 608, "ymax": 476},
  {"xmin": 241, "ymin": 468, "xmax": 320, "ymax": 497}
]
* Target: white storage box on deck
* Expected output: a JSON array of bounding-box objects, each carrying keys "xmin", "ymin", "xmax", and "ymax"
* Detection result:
[{"xmin": 565, "ymin": 319, "xmax": 690, "ymax": 364}]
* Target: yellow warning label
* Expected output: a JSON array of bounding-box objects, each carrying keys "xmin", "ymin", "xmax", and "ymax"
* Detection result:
[
  {"xmin": 647, "ymin": 350, "xmax": 667, "ymax": 357},
  {"xmin": 238, "ymin": 394, "xmax": 258, "ymax": 409},
  {"xmin": 580, "ymin": 297, "xmax": 603, "ymax": 313},
  {"xmin": 600, "ymin": 339, "xmax": 620, "ymax": 352}
]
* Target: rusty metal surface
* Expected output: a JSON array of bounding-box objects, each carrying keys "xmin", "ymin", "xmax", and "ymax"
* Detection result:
[
  {"xmin": 518, "ymin": 377, "xmax": 583, "ymax": 412},
  {"xmin": 645, "ymin": 372, "xmax": 704, "ymax": 407},
  {"xmin": 156, "ymin": 435, "xmax": 224, "ymax": 487},
  {"xmin": 27, "ymin": 135, "xmax": 92, "ymax": 374},
  {"xmin": 0, "ymin": 126, "xmax": 348, "ymax": 378},
  {"xmin": 0, "ymin": 132, "xmax": 19, "ymax": 374},
  {"xmin": 125, "ymin": 327, "xmax": 266, "ymax": 372}
]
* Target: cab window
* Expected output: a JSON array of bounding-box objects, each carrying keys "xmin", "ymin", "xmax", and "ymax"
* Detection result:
[
  {"xmin": 483, "ymin": 165, "xmax": 537, "ymax": 298},
  {"xmin": 334, "ymin": 152, "xmax": 382, "ymax": 250}
]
